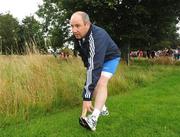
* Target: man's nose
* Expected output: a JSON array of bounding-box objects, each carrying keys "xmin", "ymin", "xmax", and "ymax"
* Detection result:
[{"xmin": 72, "ymin": 27, "xmax": 78, "ymax": 33}]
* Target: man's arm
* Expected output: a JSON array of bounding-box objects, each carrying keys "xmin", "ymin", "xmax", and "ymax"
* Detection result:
[{"xmin": 82, "ymin": 31, "xmax": 108, "ymax": 101}]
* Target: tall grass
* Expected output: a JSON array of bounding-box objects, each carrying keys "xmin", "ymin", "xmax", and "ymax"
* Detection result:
[
  {"xmin": 0, "ymin": 55, "xmax": 178, "ymax": 125},
  {"xmin": 0, "ymin": 55, "xmax": 84, "ymax": 123}
]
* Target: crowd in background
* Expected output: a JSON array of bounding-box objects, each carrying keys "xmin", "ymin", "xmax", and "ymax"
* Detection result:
[
  {"xmin": 47, "ymin": 46, "xmax": 180, "ymax": 61},
  {"xmin": 130, "ymin": 48, "xmax": 180, "ymax": 60}
]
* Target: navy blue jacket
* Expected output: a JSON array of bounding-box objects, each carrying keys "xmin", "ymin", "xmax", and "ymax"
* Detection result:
[{"xmin": 74, "ymin": 24, "xmax": 120, "ymax": 101}]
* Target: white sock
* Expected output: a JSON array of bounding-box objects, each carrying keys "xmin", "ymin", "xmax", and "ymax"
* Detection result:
[
  {"xmin": 92, "ymin": 108, "xmax": 100, "ymax": 121},
  {"xmin": 101, "ymin": 105, "xmax": 107, "ymax": 112}
]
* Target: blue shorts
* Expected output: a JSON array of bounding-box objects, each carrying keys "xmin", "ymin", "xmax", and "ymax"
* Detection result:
[{"xmin": 102, "ymin": 57, "xmax": 120, "ymax": 78}]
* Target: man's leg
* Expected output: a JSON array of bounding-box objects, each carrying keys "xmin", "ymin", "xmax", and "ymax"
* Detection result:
[
  {"xmin": 93, "ymin": 57, "xmax": 120, "ymax": 110},
  {"xmin": 83, "ymin": 57, "xmax": 120, "ymax": 131},
  {"xmin": 82, "ymin": 74, "xmax": 110, "ymax": 131},
  {"xmin": 81, "ymin": 74, "xmax": 109, "ymax": 119},
  {"xmin": 93, "ymin": 75, "xmax": 110, "ymax": 113},
  {"xmin": 93, "ymin": 78, "xmax": 109, "ymax": 116}
]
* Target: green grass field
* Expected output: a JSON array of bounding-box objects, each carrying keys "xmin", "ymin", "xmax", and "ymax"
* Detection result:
[{"xmin": 0, "ymin": 56, "xmax": 179, "ymax": 137}]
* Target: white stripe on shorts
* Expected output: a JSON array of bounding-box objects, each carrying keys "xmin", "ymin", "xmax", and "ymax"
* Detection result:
[{"xmin": 101, "ymin": 71, "xmax": 113, "ymax": 78}]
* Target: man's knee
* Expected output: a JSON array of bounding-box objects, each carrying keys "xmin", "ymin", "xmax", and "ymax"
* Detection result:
[{"xmin": 97, "ymin": 75, "xmax": 110, "ymax": 87}]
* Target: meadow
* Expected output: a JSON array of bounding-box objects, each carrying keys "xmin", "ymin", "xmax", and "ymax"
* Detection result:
[{"xmin": 0, "ymin": 55, "xmax": 179, "ymax": 137}]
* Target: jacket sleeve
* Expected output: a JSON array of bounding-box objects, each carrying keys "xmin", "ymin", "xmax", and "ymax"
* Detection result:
[{"xmin": 82, "ymin": 31, "xmax": 109, "ymax": 101}]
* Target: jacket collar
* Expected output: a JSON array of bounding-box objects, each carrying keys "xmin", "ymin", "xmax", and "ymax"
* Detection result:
[{"xmin": 84, "ymin": 24, "xmax": 92, "ymax": 39}]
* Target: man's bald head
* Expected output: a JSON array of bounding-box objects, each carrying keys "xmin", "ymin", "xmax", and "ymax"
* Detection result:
[
  {"xmin": 70, "ymin": 11, "xmax": 90, "ymax": 24},
  {"xmin": 70, "ymin": 11, "xmax": 91, "ymax": 39}
]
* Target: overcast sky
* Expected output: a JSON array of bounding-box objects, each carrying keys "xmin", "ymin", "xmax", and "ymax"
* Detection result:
[{"xmin": 0, "ymin": 0, "xmax": 43, "ymax": 21}]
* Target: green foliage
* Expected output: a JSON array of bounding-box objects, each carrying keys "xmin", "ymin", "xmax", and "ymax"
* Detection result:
[
  {"xmin": 0, "ymin": 13, "xmax": 45, "ymax": 54},
  {"xmin": 1, "ymin": 0, "xmax": 180, "ymax": 54},
  {"xmin": 37, "ymin": 0, "xmax": 69, "ymax": 49},
  {"xmin": 0, "ymin": 13, "xmax": 20, "ymax": 54},
  {"xmin": 21, "ymin": 16, "xmax": 45, "ymax": 53},
  {"xmin": 38, "ymin": 0, "xmax": 180, "ymax": 50}
]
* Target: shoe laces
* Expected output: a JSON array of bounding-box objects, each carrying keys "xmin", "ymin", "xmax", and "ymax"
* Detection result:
[{"xmin": 87, "ymin": 115, "xmax": 97, "ymax": 127}]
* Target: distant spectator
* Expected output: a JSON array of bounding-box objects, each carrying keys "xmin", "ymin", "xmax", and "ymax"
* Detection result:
[
  {"xmin": 151, "ymin": 50, "xmax": 155, "ymax": 58},
  {"xmin": 167, "ymin": 48, "xmax": 173, "ymax": 56},
  {"xmin": 174, "ymin": 48, "xmax": 180, "ymax": 60},
  {"xmin": 138, "ymin": 49, "xmax": 143, "ymax": 59},
  {"xmin": 140, "ymin": 50, "xmax": 143, "ymax": 57},
  {"xmin": 143, "ymin": 51, "xmax": 147, "ymax": 58},
  {"xmin": 147, "ymin": 50, "xmax": 151, "ymax": 59}
]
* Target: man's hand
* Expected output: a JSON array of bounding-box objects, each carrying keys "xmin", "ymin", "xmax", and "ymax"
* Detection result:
[{"xmin": 81, "ymin": 101, "xmax": 94, "ymax": 117}]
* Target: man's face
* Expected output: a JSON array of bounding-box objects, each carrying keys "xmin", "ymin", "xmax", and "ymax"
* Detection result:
[{"xmin": 70, "ymin": 14, "xmax": 89, "ymax": 39}]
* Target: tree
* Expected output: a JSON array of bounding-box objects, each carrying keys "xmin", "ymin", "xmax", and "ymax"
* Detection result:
[
  {"xmin": 0, "ymin": 14, "xmax": 46, "ymax": 54},
  {"xmin": 37, "ymin": 0, "xmax": 180, "ymax": 52},
  {"xmin": 37, "ymin": 0, "xmax": 70, "ymax": 50},
  {"xmin": 21, "ymin": 16, "xmax": 45, "ymax": 53},
  {"xmin": 0, "ymin": 13, "xmax": 20, "ymax": 54}
]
